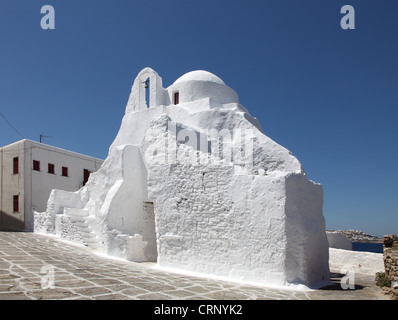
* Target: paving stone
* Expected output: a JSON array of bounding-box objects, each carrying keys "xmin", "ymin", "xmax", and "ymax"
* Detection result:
[
  {"xmin": 0, "ymin": 232, "xmax": 390, "ymax": 300},
  {"xmin": 55, "ymin": 279, "xmax": 96, "ymax": 288},
  {"xmin": 88, "ymin": 278, "xmax": 125, "ymax": 286},
  {"xmin": 94, "ymin": 293, "xmax": 131, "ymax": 300},
  {"xmin": 163, "ymin": 289, "xmax": 198, "ymax": 299},
  {"xmin": 27, "ymin": 288, "xmax": 80, "ymax": 300},
  {"xmin": 0, "ymin": 292, "xmax": 31, "ymax": 300},
  {"xmin": 183, "ymin": 285, "xmax": 212, "ymax": 294},
  {"xmin": 134, "ymin": 282, "xmax": 178, "ymax": 292},
  {"xmin": 72, "ymin": 286, "xmax": 113, "ymax": 297},
  {"xmin": 0, "ymin": 283, "xmax": 17, "ymax": 292},
  {"xmin": 119, "ymin": 287, "xmax": 149, "ymax": 297},
  {"xmin": 136, "ymin": 292, "xmax": 173, "ymax": 300},
  {"xmin": 17, "ymin": 280, "xmax": 43, "ymax": 290}
]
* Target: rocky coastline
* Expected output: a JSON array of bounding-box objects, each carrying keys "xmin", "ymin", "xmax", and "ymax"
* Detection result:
[{"xmin": 327, "ymin": 229, "xmax": 382, "ymax": 243}]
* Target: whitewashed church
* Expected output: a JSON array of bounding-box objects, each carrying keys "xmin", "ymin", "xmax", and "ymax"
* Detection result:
[{"xmin": 34, "ymin": 68, "xmax": 330, "ymax": 288}]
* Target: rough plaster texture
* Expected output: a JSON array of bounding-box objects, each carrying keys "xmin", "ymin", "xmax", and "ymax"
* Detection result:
[{"xmin": 34, "ymin": 67, "xmax": 329, "ymax": 288}]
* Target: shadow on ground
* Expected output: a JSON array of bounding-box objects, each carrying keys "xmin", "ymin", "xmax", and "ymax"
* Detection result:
[{"xmin": 319, "ymin": 272, "xmax": 365, "ymax": 291}]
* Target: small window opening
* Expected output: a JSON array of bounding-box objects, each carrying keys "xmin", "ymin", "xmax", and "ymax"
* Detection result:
[
  {"xmin": 48, "ymin": 163, "xmax": 55, "ymax": 174},
  {"xmin": 62, "ymin": 166, "xmax": 68, "ymax": 177},
  {"xmin": 13, "ymin": 195, "xmax": 19, "ymax": 213},
  {"xmin": 174, "ymin": 91, "xmax": 179, "ymax": 105},
  {"xmin": 33, "ymin": 160, "xmax": 40, "ymax": 171},
  {"xmin": 13, "ymin": 157, "xmax": 19, "ymax": 174}
]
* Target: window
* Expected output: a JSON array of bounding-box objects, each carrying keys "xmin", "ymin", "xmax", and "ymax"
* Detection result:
[
  {"xmin": 174, "ymin": 92, "xmax": 179, "ymax": 105},
  {"xmin": 13, "ymin": 157, "xmax": 19, "ymax": 174},
  {"xmin": 144, "ymin": 78, "xmax": 150, "ymax": 108},
  {"xmin": 83, "ymin": 169, "xmax": 90, "ymax": 186},
  {"xmin": 13, "ymin": 195, "xmax": 19, "ymax": 213},
  {"xmin": 48, "ymin": 163, "xmax": 55, "ymax": 174},
  {"xmin": 33, "ymin": 160, "xmax": 40, "ymax": 171},
  {"xmin": 62, "ymin": 166, "xmax": 68, "ymax": 177}
]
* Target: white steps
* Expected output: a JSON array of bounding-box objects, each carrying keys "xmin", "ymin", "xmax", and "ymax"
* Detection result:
[{"xmin": 58, "ymin": 208, "xmax": 102, "ymax": 250}]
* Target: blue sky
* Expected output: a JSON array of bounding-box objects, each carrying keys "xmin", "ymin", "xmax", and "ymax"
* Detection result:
[{"xmin": 0, "ymin": 0, "xmax": 397, "ymax": 237}]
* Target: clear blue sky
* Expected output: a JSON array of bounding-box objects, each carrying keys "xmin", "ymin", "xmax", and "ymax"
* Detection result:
[{"xmin": 0, "ymin": 1, "xmax": 397, "ymax": 237}]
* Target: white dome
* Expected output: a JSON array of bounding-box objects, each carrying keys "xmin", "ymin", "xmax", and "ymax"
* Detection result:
[{"xmin": 173, "ymin": 70, "xmax": 226, "ymax": 86}]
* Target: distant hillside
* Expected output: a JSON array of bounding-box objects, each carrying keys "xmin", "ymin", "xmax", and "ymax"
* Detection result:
[{"xmin": 327, "ymin": 229, "xmax": 382, "ymax": 243}]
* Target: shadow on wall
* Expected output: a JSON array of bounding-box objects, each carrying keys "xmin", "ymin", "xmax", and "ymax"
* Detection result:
[{"xmin": 0, "ymin": 211, "xmax": 25, "ymax": 231}]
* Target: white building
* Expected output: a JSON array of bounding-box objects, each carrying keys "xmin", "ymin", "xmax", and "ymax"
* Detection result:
[
  {"xmin": 35, "ymin": 68, "xmax": 330, "ymax": 288},
  {"xmin": 0, "ymin": 139, "xmax": 103, "ymax": 231}
]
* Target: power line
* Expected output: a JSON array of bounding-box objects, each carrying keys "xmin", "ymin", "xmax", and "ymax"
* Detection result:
[{"xmin": 0, "ymin": 112, "xmax": 25, "ymax": 139}]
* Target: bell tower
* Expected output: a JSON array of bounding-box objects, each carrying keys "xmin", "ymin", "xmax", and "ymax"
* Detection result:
[{"xmin": 126, "ymin": 67, "xmax": 170, "ymax": 113}]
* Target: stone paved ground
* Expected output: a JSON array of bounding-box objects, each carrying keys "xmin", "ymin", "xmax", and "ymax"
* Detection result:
[{"xmin": 0, "ymin": 232, "xmax": 389, "ymax": 300}]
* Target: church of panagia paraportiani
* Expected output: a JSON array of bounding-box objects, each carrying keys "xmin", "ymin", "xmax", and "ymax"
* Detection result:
[{"xmin": 34, "ymin": 68, "xmax": 330, "ymax": 288}]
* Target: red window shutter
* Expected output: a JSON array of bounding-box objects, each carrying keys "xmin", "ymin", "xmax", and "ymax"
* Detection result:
[
  {"xmin": 48, "ymin": 163, "xmax": 55, "ymax": 174},
  {"xmin": 13, "ymin": 157, "xmax": 19, "ymax": 174},
  {"xmin": 13, "ymin": 195, "xmax": 19, "ymax": 213},
  {"xmin": 62, "ymin": 167, "xmax": 68, "ymax": 177}
]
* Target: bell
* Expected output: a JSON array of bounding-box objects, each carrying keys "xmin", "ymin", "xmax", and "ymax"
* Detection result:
[{"xmin": 144, "ymin": 79, "xmax": 149, "ymax": 89}]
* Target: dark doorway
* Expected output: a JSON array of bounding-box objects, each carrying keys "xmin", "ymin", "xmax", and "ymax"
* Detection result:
[{"xmin": 83, "ymin": 169, "xmax": 91, "ymax": 186}]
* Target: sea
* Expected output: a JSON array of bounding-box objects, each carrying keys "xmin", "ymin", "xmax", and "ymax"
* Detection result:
[{"xmin": 352, "ymin": 242, "xmax": 383, "ymax": 254}]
